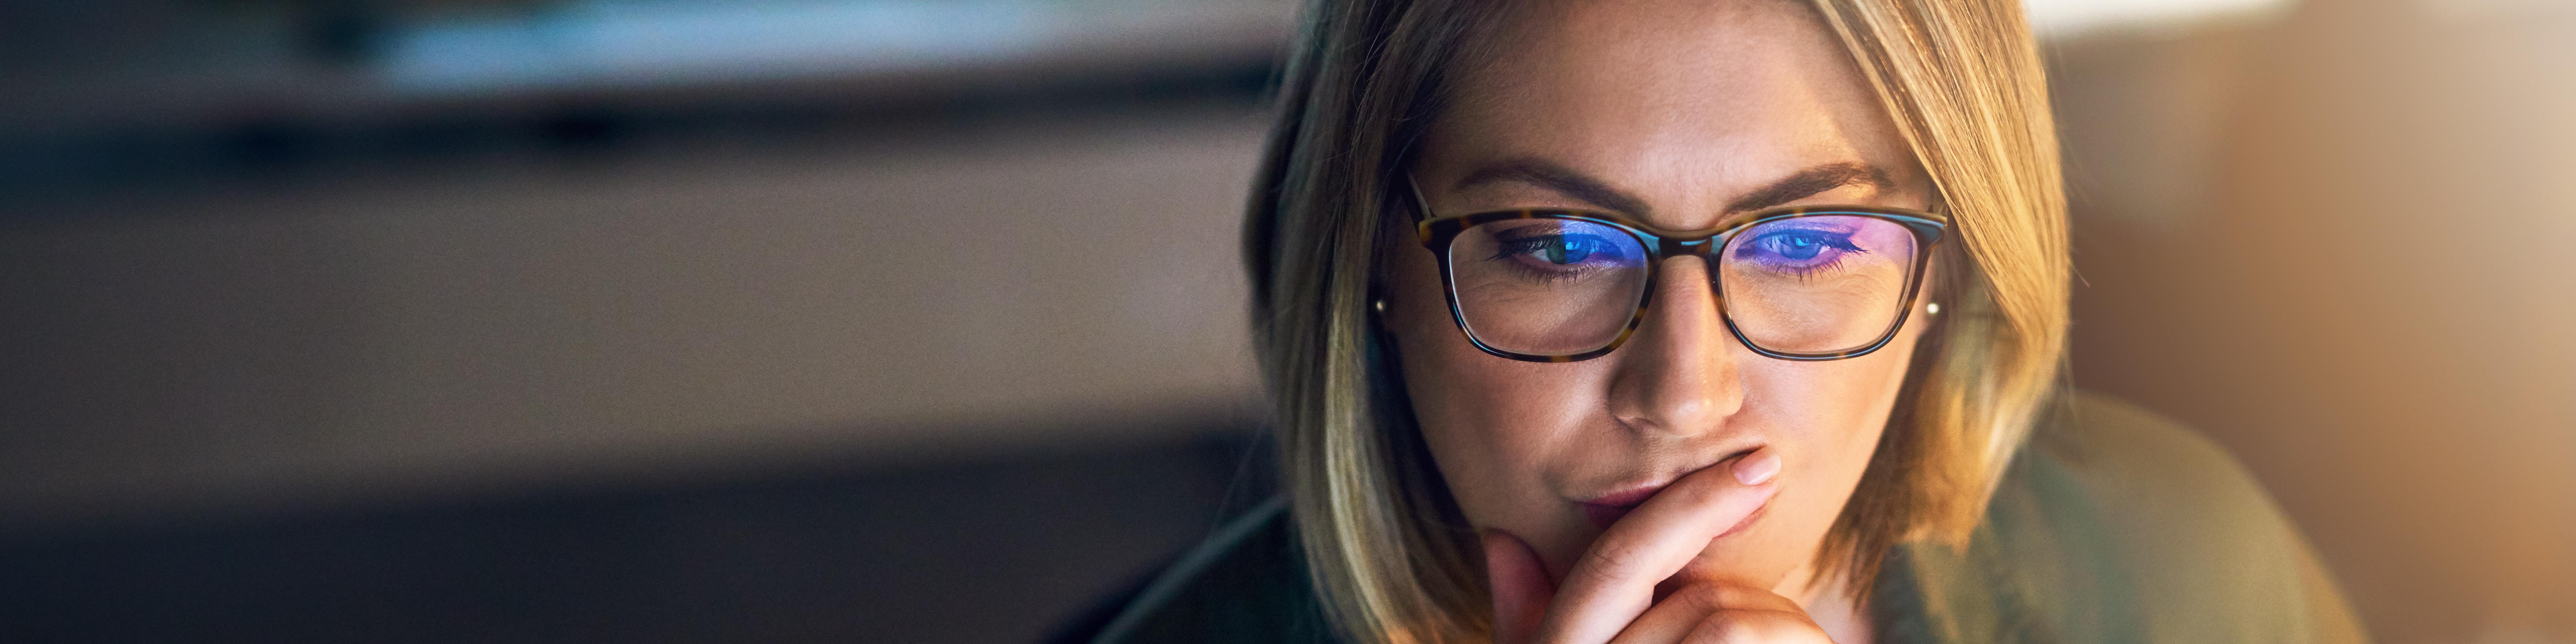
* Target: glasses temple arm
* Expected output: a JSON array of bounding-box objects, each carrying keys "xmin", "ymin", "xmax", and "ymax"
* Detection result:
[{"xmin": 1403, "ymin": 172, "xmax": 1436, "ymax": 223}]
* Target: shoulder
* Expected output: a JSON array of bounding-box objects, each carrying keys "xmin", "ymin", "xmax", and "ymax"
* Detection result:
[
  {"xmin": 2023, "ymin": 391, "xmax": 2283, "ymax": 544},
  {"xmin": 1084, "ymin": 497, "xmax": 1342, "ymax": 644},
  {"xmin": 1911, "ymin": 391, "xmax": 2367, "ymax": 644}
]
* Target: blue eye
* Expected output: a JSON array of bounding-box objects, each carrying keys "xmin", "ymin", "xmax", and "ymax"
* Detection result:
[
  {"xmin": 1737, "ymin": 229, "xmax": 1864, "ymax": 262},
  {"xmin": 1496, "ymin": 234, "xmax": 1626, "ymax": 265}
]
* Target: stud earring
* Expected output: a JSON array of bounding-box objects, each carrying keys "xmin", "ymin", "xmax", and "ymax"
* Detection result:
[
  {"xmin": 1372, "ymin": 298, "xmax": 1389, "ymax": 314},
  {"xmin": 1925, "ymin": 302, "xmax": 1942, "ymax": 315}
]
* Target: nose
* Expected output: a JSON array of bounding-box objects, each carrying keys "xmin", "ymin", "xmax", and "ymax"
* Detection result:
[{"xmin": 1606, "ymin": 256, "xmax": 1745, "ymax": 438}]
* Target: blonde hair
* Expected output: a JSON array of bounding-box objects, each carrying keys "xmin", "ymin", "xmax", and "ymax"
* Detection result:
[{"xmin": 1239, "ymin": 0, "xmax": 2069, "ymax": 642}]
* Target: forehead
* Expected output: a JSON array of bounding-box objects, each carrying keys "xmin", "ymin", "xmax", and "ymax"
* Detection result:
[{"xmin": 1430, "ymin": 0, "xmax": 1916, "ymax": 220}]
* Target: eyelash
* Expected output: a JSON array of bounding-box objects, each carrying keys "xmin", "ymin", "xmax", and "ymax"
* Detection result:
[
  {"xmin": 1488, "ymin": 234, "xmax": 1626, "ymax": 283},
  {"xmin": 1733, "ymin": 228, "xmax": 1868, "ymax": 280}
]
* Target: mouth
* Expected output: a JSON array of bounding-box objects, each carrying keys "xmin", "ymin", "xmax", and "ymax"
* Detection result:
[
  {"xmin": 1577, "ymin": 485, "xmax": 1773, "ymax": 535},
  {"xmin": 1574, "ymin": 449, "xmax": 1773, "ymax": 532},
  {"xmin": 1576, "ymin": 485, "xmax": 1661, "ymax": 530}
]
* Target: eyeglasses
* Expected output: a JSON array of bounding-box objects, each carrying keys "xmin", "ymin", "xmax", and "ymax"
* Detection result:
[{"xmin": 1405, "ymin": 179, "xmax": 1947, "ymax": 363}]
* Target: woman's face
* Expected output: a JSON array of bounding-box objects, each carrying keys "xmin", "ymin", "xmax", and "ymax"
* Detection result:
[{"xmin": 1385, "ymin": 0, "xmax": 1938, "ymax": 594}]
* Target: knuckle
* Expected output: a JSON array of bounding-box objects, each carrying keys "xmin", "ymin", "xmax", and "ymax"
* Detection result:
[
  {"xmin": 1688, "ymin": 610, "xmax": 1821, "ymax": 644},
  {"xmin": 1687, "ymin": 613, "xmax": 1754, "ymax": 644},
  {"xmin": 1669, "ymin": 583, "xmax": 1730, "ymax": 612},
  {"xmin": 1569, "ymin": 543, "xmax": 1644, "ymax": 587},
  {"xmin": 1664, "ymin": 581, "xmax": 1761, "ymax": 612}
]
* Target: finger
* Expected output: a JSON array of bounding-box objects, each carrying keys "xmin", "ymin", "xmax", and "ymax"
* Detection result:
[
  {"xmin": 1483, "ymin": 529, "xmax": 1555, "ymax": 644},
  {"xmin": 1605, "ymin": 582, "xmax": 1805, "ymax": 644},
  {"xmin": 1538, "ymin": 448, "xmax": 1782, "ymax": 644},
  {"xmin": 1679, "ymin": 608, "xmax": 1831, "ymax": 644}
]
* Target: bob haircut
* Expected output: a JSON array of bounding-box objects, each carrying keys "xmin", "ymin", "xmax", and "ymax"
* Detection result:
[{"xmin": 1239, "ymin": 0, "xmax": 2070, "ymax": 641}]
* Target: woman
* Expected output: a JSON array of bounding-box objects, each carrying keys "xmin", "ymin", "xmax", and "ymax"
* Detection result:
[{"xmin": 1084, "ymin": 0, "xmax": 2365, "ymax": 642}]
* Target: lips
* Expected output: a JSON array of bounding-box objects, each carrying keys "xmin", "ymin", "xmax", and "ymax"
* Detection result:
[
  {"xmin": 1577, "ymin": 485, "xmax": 1662, "ymax": 530},
  {"xmin": 1573, "ymin": 475, "xmax": 1773, "ymax": 535}
]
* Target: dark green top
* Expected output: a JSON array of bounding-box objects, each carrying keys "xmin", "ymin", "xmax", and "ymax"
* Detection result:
[{"xmin": 1086, "ymin": 393, "xmax": 2369, "ymax": 644}]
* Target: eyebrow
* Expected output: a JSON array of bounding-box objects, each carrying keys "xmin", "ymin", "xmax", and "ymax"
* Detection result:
[
  {"xmin": 1725, "ymin": 162, "xmax": 1897, "ymax": 213},
  {"xmin": 1449, "ymin": 158, "xmax": 1897, "ymax": 218},
  {"xmin": 1452, "ymin": 158, "xmax": 1653, "ymax": 216}
]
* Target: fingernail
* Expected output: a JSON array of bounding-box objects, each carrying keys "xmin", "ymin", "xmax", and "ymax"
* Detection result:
[{"xmin": 1731, "ymin": 450, "xmax": 1780, "ymax": 485}]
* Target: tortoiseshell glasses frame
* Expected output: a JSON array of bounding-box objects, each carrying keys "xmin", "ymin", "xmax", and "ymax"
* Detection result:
[{"xmin": 1403, "ymin": 178, "xmax": 1949, "ymax": 363}]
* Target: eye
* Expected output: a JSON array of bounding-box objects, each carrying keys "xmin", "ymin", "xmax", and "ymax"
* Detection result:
[
  {"xmin": 1736, "ymin": 228, "xmax": 1864, "ymax": 263},
  {"xmin": 1493, "ymin": 233, "xmax": 1629, "ymax": 266},
  {"xmin": 1458, "ymin": 220, "xmax": 1647, "ymax": 286}
]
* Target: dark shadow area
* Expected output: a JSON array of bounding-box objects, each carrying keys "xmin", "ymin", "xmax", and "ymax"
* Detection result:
[{"xmin": 0, "ymin": 429, "xmax": 1276, "ymax": 644}]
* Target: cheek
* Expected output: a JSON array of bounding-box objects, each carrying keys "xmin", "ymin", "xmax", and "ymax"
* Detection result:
[
  {"xmin": 1748, "ymin": 298, "xmax": 1928, "ymax": 480},
  {"xmin": 1736, "ymin": 267, "xmax": 1934, "ymax": 456},
  {"xmin": 1741, "ymin": 336, "xmax": 1914, "ymax": 452},
  {"xmin": 1380, "ymin": 242, "xmax": 1599, "ymax": 530}
]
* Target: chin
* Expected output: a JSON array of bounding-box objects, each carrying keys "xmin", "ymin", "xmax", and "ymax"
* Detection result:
[{"xmin": 1672, "ymin": 521, "xmax": 1810, "ymax": 590}]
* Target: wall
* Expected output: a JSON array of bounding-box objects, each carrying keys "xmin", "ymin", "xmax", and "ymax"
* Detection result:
[
  {"xmin": 0, "ymin": 105, "xmax": 1270, "ymax": 532},
  {"xmin": 2055, "ymin": 1, "xmax": 2576, "ymax": 641}
]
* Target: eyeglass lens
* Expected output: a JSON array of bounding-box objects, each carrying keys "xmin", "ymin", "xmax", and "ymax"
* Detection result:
[{"xmin": 1445, "ymin": 215, "xmax": 1918, "ymax": 357}]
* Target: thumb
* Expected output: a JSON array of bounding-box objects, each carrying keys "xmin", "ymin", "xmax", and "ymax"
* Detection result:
[{"xmin": 1482, "ymin": 528, "xmax": 1554, "ymax": 644}]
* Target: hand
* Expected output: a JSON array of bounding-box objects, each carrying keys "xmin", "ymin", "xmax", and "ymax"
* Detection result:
[{"xmin": 1482, "ymin": 449, "xmax": 1836, "ymax": 644}]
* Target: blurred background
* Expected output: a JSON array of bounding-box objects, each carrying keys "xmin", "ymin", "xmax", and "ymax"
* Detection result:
[{"xmin": 0, "ymin": 0, "xmax": 2566, "ymax": 642}]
